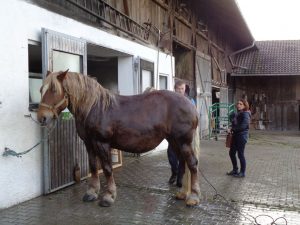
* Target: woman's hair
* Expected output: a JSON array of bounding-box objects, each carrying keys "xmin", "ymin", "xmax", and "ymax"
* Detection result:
[{"xmin": 238, "ymin": 99, "xmax": 250, "ymax": 111}]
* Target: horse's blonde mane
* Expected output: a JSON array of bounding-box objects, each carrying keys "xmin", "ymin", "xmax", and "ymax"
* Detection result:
[{"xmin": 44, "ymin": 71, "xmax": 116, "ymax": 119}]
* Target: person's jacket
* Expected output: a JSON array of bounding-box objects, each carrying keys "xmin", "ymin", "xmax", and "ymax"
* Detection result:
[{"xmin": 230, "ymin": 111, "xmax": 251, "ymax": 136}]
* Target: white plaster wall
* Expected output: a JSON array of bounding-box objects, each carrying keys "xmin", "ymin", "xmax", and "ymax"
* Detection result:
[
  {"xmin": 0, "ymin": 0, "xmax": 44, "ymax": 209},
  {"xmin": 0, "ymin": 0, "xmax": 174, "ymax": 208}
]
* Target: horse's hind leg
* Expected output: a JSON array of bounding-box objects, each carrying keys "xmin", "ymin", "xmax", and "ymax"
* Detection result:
[
  {"xmin": 83, "ymin": 147, "xmax": 100, "ymax": 202},
  {"xmin": 179, "ymin": 143, "xmax": 200, "ymax": 206},
  {"xmin": 96, "ymin": 142, "xmax": 117, "ymax": 207}
]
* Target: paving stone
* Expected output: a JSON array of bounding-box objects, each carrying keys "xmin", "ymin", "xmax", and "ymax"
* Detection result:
[{"xmin": 0, "ymin": 131, "xmax": 300, "ymax": 224}]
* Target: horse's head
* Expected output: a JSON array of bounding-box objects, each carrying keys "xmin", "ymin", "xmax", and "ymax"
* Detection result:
[{"xmin": 37, "ymin": 70, "xmax": 69, "ymax": 126}]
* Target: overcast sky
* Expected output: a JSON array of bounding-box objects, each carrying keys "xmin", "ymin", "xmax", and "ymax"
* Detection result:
[{"xmin": 236, "ymin": 0, "xmax": 300, "ymax": 41}]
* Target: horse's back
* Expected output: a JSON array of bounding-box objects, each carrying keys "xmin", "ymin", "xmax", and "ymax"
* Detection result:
[{"xmin": 117, "ymin": 90, "xmax": 198, "ymax": 132}]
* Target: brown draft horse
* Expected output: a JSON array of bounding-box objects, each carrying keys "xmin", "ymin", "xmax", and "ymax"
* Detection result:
[{"xmin": 37, "ymin": 70, "xmax": 200, "ymax": 207}]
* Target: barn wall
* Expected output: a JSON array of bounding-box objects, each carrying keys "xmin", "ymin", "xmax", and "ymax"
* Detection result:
[
  {"xmin": 235, "ymin": 76, "xmax": 300, "ymax": 131},
  {"xmin": 103, "ymin": 0, "xmax": 233, "ymax": 87}
]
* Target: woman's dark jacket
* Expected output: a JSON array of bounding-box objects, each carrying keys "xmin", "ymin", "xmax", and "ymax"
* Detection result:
[{"xmin": 230, "ymin": 111, "xmax": 251, "ymax": 138}]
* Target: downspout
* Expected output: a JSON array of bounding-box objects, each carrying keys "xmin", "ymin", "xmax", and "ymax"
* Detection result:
[
  {"xmin": 156, "ymin": 29, "xmax": 161, "ymax": 89},
  {"xmin": 228, "ymin": 41, "xmax": 256, "ymax": 70}
]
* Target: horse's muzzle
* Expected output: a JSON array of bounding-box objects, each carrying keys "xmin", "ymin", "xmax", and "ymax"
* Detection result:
[{"xmin": 37, "ymin": 110, "xmax": 55, "ymax": 126}]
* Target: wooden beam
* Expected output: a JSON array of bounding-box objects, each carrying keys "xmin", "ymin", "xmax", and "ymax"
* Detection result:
[
  {"xmin": 174, "ymin": 12, "xmax": 192, "ymax": 28},
  {"xmin": 151, "ymin": 0, "xmax": 168, "ymax": 10},
  {"xmin": 123, "ymin": 0, "xmax": 129, "ymax": 16}
]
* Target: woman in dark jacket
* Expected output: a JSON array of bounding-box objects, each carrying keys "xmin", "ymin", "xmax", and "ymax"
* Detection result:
[{"xmin": 227, "ymin": 99, "xmax": 251, "ymax": 178}]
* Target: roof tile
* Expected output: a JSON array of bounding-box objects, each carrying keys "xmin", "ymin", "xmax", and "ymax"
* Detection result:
[{"xmin": 233, "ymin": 40, "xmax": 300, "ymax": 75}]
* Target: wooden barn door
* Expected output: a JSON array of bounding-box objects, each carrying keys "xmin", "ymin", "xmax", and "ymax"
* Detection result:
[
  {"xmin": 41, "ymin": 28, "xmax": 89, "ymax": 194},
  {"xmin": 195, "ymin": 52, "xmax": 212, "ymax": 138}
]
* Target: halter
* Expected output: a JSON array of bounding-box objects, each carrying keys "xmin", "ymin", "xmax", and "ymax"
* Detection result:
[{"xmin": 39, "ymin": 94, "xmax": 68, "ymax": 118}]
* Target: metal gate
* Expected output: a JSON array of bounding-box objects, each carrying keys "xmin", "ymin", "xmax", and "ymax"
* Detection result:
[
  {"xmin": 42, "ymin": 28, "xmax": 89, "ymax": 194},
  {"xmin": 219, "ymin": 86, "xmax": 229, "ymax": 129},
  {"xmin": 195, "ymin": 52, "xmax": 212, "ymax": 138}
]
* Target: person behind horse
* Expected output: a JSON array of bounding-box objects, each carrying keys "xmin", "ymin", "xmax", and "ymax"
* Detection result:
[
  {"xmin": 168, "ymin": 80, "xmax": 196, "ymax": 187},
  {"xmin": 226, "ymin": 99, "xmax": 251, "ymax": 178}
]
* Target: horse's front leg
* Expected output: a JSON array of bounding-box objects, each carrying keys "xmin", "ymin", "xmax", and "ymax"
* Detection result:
[
  {"xmin": 96, "ymin": 142, "xmax": 117, "ymax": 207},
  {"xmin": 82, "ymin": 143, "xmax": 100, "ymax": 202}
]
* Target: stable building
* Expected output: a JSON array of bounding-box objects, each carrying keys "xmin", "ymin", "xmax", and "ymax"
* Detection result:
[
  {"xmin": 231, "ymin": 40, "xmax": 300, "ymax": 131},
  {"xmin": 0, "ymin": 0, "xmax": 253, "ymax": 209}
]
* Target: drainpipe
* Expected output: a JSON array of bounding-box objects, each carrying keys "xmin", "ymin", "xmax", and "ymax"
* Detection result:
[
  {"xmin": 228, "ymin": 41, "xmax": 256, "ymax": 70},
  {"xmin": 156, "ymin": 29, "xmax": 161, "ymax": 89}
]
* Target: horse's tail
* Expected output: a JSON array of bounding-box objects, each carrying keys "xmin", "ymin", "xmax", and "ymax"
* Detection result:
[
  {"xmin": 179, "ymin": 125, "xmax": 200, "ymax": 198},
  {"xmin": 192, "ymin": 126, "xmax": 200, "ymax": 162}
]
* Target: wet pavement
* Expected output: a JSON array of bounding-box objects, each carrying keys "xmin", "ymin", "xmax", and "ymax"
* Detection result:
[{"xmin": 1, "ymin": 131, "xmax": 300, "ymax": 225}]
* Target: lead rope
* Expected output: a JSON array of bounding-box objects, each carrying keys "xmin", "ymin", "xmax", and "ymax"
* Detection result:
[
  {"xmin": 3, "ymin": 92, "xmax": 69, "ymax": 158},
  {"xmin": 2, "ymin": 115, "xmax": 57, "ymax": 158},
  {"xmin": 198, "ymin": 167, "xmax": 288, "ymax": 225}
]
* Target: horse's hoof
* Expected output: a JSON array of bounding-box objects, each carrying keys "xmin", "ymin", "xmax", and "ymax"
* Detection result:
[
  {"xmin": 99, "ymin": 198, "xmax": 114, "ymax": 207},
  {"xmin": 175, "ymin": 191, "xmax": 187, "ymax": 200},
  {"xmin": 99, "ymin": 199, "xmax": 112, "ymax": 207},
  {"xmin": 99, "ymin": 195, "xmax": 114, "ymax": 207},
  {"xmin": 185, "ymin": 194, "xmax": 200, "ymax": 207},
  {"xmin": 82, "ymin": 193, "xmax": 97, "ymax": 202}
]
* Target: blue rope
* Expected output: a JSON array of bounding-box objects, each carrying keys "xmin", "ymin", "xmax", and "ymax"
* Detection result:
[
  {"xmin": 3, "ymin": 114, "xmax": 58, "ymax": 158},
  {"xmin": 2, "ymin": 141, "xmax": 44, "ymax": 158}
]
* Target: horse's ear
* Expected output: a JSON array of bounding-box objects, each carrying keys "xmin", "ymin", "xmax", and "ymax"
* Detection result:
[
  {"xmin": 46, "ymin": 71, "xmax": 51, "ymax": 77},
  {"xmin": 57, "ymin": 69, "xmax": 69, "ymax": 82}
]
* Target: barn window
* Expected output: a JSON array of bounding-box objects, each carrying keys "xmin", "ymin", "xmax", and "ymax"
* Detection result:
[
  {"xmin": 159, "ymin": 74, "xmax": 168, "ymax": 90},
  {"xmin": 28, "ymin": 42, "xmax": 42, "ymax": 111},
  {"xmin": 140, "ymin": 59, "xmax": 154, "ymax": 93}
]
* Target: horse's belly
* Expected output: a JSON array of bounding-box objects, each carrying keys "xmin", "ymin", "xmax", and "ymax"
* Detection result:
[{"xmin": 112, "ymin": 134, "xmax": 164, "ymax": 153}]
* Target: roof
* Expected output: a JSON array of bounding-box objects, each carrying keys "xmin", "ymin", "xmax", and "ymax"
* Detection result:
[
  {"xmin": 195, "ymin": 0, "xmax": 254, "ymax": 50},
  {"xmin": 232, "ymin": 40, "xmax": 300, "ymax": 76}
]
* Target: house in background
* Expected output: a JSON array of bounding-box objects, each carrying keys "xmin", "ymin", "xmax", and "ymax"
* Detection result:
[
  {"xmin": 0, "ymin": 0, "xmax": 253, "ymax": 209},
  {"xmin": 231, "ymin": 40, "xmax": 300, "ymax": 131}
]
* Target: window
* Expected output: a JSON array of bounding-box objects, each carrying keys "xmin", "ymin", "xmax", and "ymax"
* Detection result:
[
  {"xmin": 141, "ymin": 70, "xmax": 152, "ymax": 92},
  {"xmin": 159, "ymin": 74, "xmax": 168, "ymax": 90},
  {"xmin": 139, "ymin": 59, "xmax": 154, "ymax": 93},
  {"xmin": 28, "ymin": 43, "xmax": 42, "ymax": 111},
  {"xmin": 53, "ymin": 50, "xmax": 81, "ymax": 72}
]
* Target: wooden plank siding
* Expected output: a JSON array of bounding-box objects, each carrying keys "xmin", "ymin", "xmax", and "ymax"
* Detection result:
[
  {"xmin": 196, "ymin": 34, "xmax": 209, "ymax": 55},
  {"xmin": 174, "ymin": 18, "xmax": 192, "ymax": 46}
]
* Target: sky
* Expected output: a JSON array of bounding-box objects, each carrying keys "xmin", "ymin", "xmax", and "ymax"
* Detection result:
[{"xmin": 236, "ymin": 0, "xmax": 300, "ymax": 41}]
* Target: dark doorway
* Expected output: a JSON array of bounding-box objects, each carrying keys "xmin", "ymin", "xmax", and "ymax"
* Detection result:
[
  {"xmin": 212, "ymin": 87, "xmax": 220, "ymax": 105},
  {"xmin": 172, "ymin": 41, "xmax": 195, "ymax": 97},
  {"xmin": 87, "ymin": 44, "xmax": 119, "ymax": 94}
]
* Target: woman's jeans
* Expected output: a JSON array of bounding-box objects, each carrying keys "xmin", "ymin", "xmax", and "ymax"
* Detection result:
[{"xmin": 229, "ymin": 134, "xmax": 247, "ymax": 174}]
